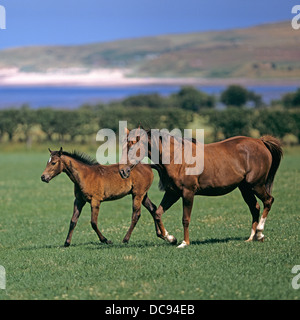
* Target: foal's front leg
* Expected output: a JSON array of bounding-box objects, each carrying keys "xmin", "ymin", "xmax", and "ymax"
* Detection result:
[
  {"xmin": 90, "ymin": 201, "xmax": 112, "ymax": 244},
  {"xmin": 64, "ymin": 198, "xmax": 86, "ymax": 247}
]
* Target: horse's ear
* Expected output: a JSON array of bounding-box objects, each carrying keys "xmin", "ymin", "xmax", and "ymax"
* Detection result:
[
  {"xmin": 58, "ymin": 147, "xmax": 63, "ymax": 156},
  {"xmin": 48, "ymin": 148, "xmax": 52, "ymax": 154},
  {"xmin": 124, "ymin": 127, "xmax": 130, "ymax": 135}
]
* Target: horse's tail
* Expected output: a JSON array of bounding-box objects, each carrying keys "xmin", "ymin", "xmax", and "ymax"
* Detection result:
[
  {"xmin": 150, "ymin": 164, "xmax": 166, "ymax": 191},
  {"xmin": 260, "ymin": 135, "xmax": 283, "ymax": 194}
]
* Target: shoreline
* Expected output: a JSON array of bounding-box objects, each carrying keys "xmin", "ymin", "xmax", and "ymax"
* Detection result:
[{"xmin": 0, "ymin": 68, "xmax": 299, "ymax": 87}]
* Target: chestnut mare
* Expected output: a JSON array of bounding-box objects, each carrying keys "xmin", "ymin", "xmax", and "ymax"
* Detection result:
[
  {"xmin": 119, "ymin": 130, "xmax": 283, "ymax": 248},
  {"xmin": 41, "ymin": 147, "xmax": 171, "ymax": 247}
]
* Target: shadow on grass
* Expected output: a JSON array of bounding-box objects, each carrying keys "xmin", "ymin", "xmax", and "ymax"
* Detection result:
[
  {"xmin": 191, "ymin": 236, "xmax": 246, "ymax": 245},
  {"xmin": 18, "ymin": 240, "xmax": 169, "ymax": 251},
  {"xmin": 19, "ymin": 236, "xmax": 247, "ymax": 251}
]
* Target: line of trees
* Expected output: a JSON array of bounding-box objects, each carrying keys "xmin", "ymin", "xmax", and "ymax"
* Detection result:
[
  {"xmin": 121, "ymin": 85, "xmax": 265, "ymax": 110},
  {"xmin": 0, "ymin": 85, "xmax": 299, "ymax": 146}
]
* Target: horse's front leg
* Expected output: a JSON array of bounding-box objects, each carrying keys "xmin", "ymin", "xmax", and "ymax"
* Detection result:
[
  {"xmin": 177, "ymin": 190, "xmax": 194, "ymax": 248},
  {"xmin": 142, "ymin": 193, "xmax": 162, "ymax": 239},
  {"xmin": 91, "ymin": 201, "xmax": 112, "ymax": 244},
  {"xmin": 64, "ymin": 198, "xmax": 86, "ymax": 247}
]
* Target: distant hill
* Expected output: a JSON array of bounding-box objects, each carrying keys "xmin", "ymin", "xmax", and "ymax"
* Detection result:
[{"xmin": 0, "ymin": 21, "xmax": 299, "ymax": 79}]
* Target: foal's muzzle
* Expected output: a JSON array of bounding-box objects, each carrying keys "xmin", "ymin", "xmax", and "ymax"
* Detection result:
[
  {"xmin": 41, "ymin": 174, "xmax": 50, "ymax": 183},
  {"xmin": 119, "ymin": 167, "xmax": 131, "ymax": 179}
]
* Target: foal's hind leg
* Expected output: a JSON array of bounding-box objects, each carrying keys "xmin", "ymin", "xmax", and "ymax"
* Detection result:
[
  {"xmin": 253, "ymin": 185, "xmax": 274, "ymax": 241},
  {"xmin": 64, "ymin": 198, "xmax": 86, "ymax": 247},
  {"xmin": 122, "ymin": 194, "xmax": 143, "ymax": 243},
  {"xmin": 239, "ymin": 183, "xmax": 260, "ymax": 242}
]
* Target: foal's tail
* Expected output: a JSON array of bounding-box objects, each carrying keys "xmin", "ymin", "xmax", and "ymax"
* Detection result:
[{"xmin": 260, "ymin": 135, "xmax": 283, "ymax": 194}]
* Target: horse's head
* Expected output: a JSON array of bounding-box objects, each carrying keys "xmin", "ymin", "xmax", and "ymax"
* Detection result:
[
  {"xmin": 119, "ymin": 127, "xmax": 148, "ymax": 179},
  {"xmin": 41, "ymin": 147, "xmax": 64, "ymax": 183}
]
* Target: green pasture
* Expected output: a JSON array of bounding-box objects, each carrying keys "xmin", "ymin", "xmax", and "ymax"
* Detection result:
[{"xmin": 0, "ymin": 150, "xmax": 299, "ymax": 300}]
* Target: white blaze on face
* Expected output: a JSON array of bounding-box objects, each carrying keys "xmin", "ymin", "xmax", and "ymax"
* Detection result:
[{"xmin": 48, "ymin": 157, "xmax": 52, "ymax": 163}]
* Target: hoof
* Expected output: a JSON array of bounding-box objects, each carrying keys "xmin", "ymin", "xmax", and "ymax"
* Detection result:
[
  {"xmin": 256, "ymin": 235, "xmax": 264, "ymax": 242},
  {"xmin": 166, "ymin": 234, "xmax": 177, "ymax": 245},
  {"xmin": 255, "ymin": 230, "xmax": 265, "ymax": 242},
  {"xmin": 163, "ymin": 231, "xmax": 177, "ymax": 245},
  {"xmin": 122, "ymin": 239, "xmax": 129, "ymax": 244},
  {"xmin": 245, "ymin": 235, "xmax": 265, "ymax": 242},
  {"xmin": 64, "ymin": 241, "xmax": 71, "ymax": 247},
  {"xmin": 102, "ymin": 239, "xmax": 113, "ymax": 244},
  {"xmin": 177, "ymin": 240, "xmax": 188, "ymax": 248},
  {"xmin": 169, "ymin": 236, "xmax": 177, "ymax": 245}
]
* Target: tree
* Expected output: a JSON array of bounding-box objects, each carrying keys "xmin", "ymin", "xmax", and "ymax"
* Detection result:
[
  {"xmin": 172, "ymin": 86, "xmax": 215, "ymax": 111},
  {"xmin": 122, "ymin": 93, "xmax": 166, "ymax": 108},
  {"xmin": 18, "ymin": 105, "xmax": 36, "ymax": 147},
  {"xmin": 209, "ymin": 108, "xmax": 251, "ymax": 139},
  {"xmin": 247, "ymin": 90, "xmax": 264, "ymax": 108},
  {"xmin": 36, "ymin": 108, "xmax": 57, "ymax": 141},
  {"xmin": 0, "ymin": 109, "xmax": 19, "ymax": 141},
  {"xmin": 282, "ymin": 88, "xmax": 300, "ymax": 108},
  {"xmin": 220, "ymin": 85, "xmax": 248, "ymax": 107},
  {"xmin": 253, "ymin": 110, "xmax": 298, "ymax": 138}
]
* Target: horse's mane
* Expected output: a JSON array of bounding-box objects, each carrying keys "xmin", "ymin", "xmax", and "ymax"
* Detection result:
[
  {"xmin": 62, "ymin": 151, "xmax": 98, "ymax": 166},
  {"xmin": 145, "ymin": 129, "xmax": 197, "ymax": 145}
]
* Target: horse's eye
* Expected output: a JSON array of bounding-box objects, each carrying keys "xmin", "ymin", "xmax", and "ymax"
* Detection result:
[{"xmin": 51, "ymin": 162, "xmax": 56, "ymax": 165}]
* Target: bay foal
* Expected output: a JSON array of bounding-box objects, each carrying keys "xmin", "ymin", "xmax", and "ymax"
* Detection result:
[{"xmin": 41, "ymin": 148, "xmax": 171, "ymax": 246}]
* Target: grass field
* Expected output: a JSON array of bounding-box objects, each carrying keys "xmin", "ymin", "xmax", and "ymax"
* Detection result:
[{"xmin": 0, "ymin": 149, "xmax": 299, "ymax": 300}]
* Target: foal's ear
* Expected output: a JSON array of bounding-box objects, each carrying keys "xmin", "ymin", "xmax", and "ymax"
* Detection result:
[
  {"xmin": 58, "ymin": 147, "xmax": 63, "ymax": 156},
  {"xmin": 48, "ymin": 148, "xmax": 52, "ymax": 154},
  {"xmin": 124, "ymin": 127, "xmax": 130, "ymax": 135}
]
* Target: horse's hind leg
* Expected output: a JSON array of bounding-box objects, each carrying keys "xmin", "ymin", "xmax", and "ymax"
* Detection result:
[
  {"xmin": 253, "ymin": 184, "xmax": 274, "ymax": 241},
  {"xmin": 239, "ymin": 183, "xmax": 260, "ymax": 242}
]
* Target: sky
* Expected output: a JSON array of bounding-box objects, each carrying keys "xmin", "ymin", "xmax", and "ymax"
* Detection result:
[{"xmin": 0, "ymin": 0, "xmax": 298, "ymax": 49}]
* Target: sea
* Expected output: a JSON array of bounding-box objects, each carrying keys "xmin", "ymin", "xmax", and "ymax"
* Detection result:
[{"xmin": 0, "ymin": 85, "xmax": 298, "ymax": 109}]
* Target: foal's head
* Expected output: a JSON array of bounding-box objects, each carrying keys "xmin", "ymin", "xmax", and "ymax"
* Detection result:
[
  {"xmin": 119, "ymin": 127, "xmax": 149, "ymax": 179},
  {"xmin": 41, "ymin": 147, "xmax": 64, "ymax": 183}
]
